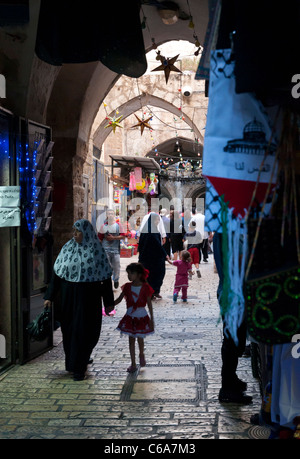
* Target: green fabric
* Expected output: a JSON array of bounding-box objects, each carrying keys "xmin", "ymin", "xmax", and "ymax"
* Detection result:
[{"xmin": 220, "ymin": 196, "xmax": 230, "ymax": 317}]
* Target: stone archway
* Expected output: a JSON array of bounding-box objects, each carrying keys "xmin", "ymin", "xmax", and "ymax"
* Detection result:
[
  {"xmin": 16, "ymin": 4, "xmax": 208, "ymax": 251},
  {"xmin": 186, "ymin": 182, "xmax": 207, "ymax": 210},
  {"xmin": 186, "ymin": 182, "xmax": 206, "ymax": 199},
  {"xmin": 93, "ymin": 92, "xmax": 203, "ymax": 147},
  {"xmin": 159, "ymin": 177, "xmax": 206, "ymax": 207},
  {"xmin": 159, "ymin": 184, "xmax": 173, "ymax": 201}
]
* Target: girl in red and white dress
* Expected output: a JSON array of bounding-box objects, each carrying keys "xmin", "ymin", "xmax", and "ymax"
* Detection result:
[{"xmin": 114, "ymin": 262, "xmax": 154, "ymax": 373}]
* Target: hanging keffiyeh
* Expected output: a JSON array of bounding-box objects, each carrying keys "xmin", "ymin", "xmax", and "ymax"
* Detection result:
[
  {"xmin": 203, "ymin": 49, "xmax": 279, "ymax": 344},
  {"xmin": 54, "ymin": 219, "xmax": 112, "ymax": 282}
]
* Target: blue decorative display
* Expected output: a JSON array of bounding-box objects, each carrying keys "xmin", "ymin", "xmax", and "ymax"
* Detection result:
[
  {"xmin": 19, "ymin": 140, "xmax": 39, "ymax": 234},
  {"xmin": 0, "ymin": 135, "xmax": 9, "ymax": 161}
]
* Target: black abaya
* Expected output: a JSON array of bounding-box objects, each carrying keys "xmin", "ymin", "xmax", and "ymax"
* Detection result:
[
  {"xmin": 44, "ymin": 271, "xmax": 113, "ymax": 374},
  {"xmin": 138, "ymin": 232, "xmax": 167, "ymax": 295}
]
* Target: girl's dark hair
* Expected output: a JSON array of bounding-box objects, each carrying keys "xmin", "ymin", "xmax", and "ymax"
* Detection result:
[{"xmin": 126, "ymin": 262, "xmax": 148, "ymax": 282}]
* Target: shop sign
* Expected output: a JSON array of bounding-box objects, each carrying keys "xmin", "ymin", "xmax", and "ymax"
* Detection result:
[
  {"xmin": 0, "ymin": 186, "xmax": 21, "ymax": 227},
  {"xmin": 0, "ymin": 207, "xmax": 21, "ymax": 227},
  {"xmin": 0, "ymin": 186, "xmax": 20, "ymax": 207}
]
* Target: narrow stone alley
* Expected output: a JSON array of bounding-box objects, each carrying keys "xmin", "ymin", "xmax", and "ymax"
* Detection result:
[{"xmin": 0, "ymin": 254, "xmax": 270, "ymax": 440}]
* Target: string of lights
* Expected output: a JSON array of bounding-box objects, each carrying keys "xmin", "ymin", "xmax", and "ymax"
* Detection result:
[
  {"xmin": 19, "ymin": 140, "xmax": 39, "ymax": 233},
  {"xmin": 101, "ymin": 6, "xmax": 205, "ymax": 176}
]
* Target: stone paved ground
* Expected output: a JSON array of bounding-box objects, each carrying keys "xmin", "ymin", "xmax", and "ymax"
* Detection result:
[{"xmin": 0, "ymin": 254, "xmax": 271, "ymax": 440}]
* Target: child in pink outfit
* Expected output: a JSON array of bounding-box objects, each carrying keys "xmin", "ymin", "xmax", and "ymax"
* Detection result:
[{"xmin": 167, "ymin": 251, "xmax": 193, "ymax": 302}]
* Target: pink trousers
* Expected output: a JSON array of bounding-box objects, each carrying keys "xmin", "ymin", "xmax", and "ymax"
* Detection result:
[{"xmin": 173, "ymin": 286, "xmax": 188, "ymax": 300}]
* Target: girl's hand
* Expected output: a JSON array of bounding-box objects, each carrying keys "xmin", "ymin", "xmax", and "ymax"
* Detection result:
[{"xmin": 105, "ymin": 305, "xmax": 115, "ymax": 315}]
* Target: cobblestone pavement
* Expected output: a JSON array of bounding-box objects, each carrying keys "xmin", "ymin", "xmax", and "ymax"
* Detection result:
[{"xmin": 0, "ymin": 254, "xmax": 271, "ymax": 440}]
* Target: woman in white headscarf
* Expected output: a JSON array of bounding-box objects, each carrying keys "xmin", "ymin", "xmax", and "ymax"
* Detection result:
[{"xmin": 44, "ymin": 219, "xmax": 114, "ymax": 381}]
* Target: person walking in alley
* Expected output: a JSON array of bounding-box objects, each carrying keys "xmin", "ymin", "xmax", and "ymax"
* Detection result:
[
  {"xmin": 160, "ymin": 208, "xmax": 171, "ymax": 257},
  {"xmin": 138, "ymin": 212, "xmax": 168, "ymax": 300},
  {"xmin": 167, "ymin": 250, "xmax": 193, "ymax": 303},
  {"xmin": 184, "ymin": 220, "xmax": 202, "ymax": 278},
  {"xmin": 43, "ymin": 219, "xmax": 114, "ymax": 381},
  {"xmin": 98, "ymin": 208, "xmax": 126, "ymax": 290},
  {"xmin": 213, "ymin": 232, "xmax": 252, "ymax": 404},
  {"xmin": 114, "ymin": 262, "xmax": 154, "ymax": 373},
  {"xmin": 190, "ymin": 210, "xmax": 209, "ymax": 262},
  {"xmin": 169, "ymin": 209, "xmax": 185, "ymax": 261}
]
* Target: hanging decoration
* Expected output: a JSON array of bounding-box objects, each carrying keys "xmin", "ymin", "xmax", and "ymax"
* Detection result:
[
  {"xmin": 135, "ymin": 179, "xmax": 146, "ymax": 190},
  {"xmin": 131, "ymin": 114, "xmax": 152, "ymax": 135},
  {"xmin": 245, "ymin": 110, "xmax": 300, "ymax": 345},
  {"xmin": 129, "ymin": 171, "xmax": 136, "ymax": 191},
  {"xmin": 103, "ymin": 102, "xmax": 123, "ymax": 133},
  {"xmin": 134, "ymin": 167, "xmax": 142, "ymax": 184},
  {"xmin": 113, "ymin": 189, "xmax": 120, "ymax": 203},
  {"xmin": 127, "ymin": 167, "xmax": 159, "ymax": 195},
  {"xmin": 148, "ymin": 172, "xmax": 158, "ymax": 195},
  {"xmin": 19, "ymin": 140, "xmax": 40, "ymax": 234},
  {"xmin": 186, "ymin": 0, "xmax": 202, "ymax": 56},
  {"xmin": 151, "ymin": 53, "xmax": 182, "ymax": 84},
  {"xmin": 104, "ymin": 113, "xmax": 123, "ymax": 133},
  {"xmin": 203, "ymin": 49, "xmax": 279, "ymax": 345},
  {"xmin": 141, "ymin": 10, "xmax": 182, "ymax": 85},
  {"xmin": 131, "ymin": 80, "xmax": 154, "ymax": 137}
]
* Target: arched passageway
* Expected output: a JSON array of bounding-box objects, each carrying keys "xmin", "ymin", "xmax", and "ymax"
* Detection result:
[
  {"xmin": 0, "ymin": 0, "xmax": 209, "ymax": 254},
  {"xmin": 93, "ymin": 93, "xmax": 203, "ymax": 147}
]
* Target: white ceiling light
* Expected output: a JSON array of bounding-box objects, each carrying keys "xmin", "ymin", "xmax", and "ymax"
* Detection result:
[{"xmin": 157, "ymin": 2, "xmax": 179, "ymax": 25}]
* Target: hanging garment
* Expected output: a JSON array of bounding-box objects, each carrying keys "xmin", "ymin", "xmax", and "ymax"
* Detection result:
[
  {"xmin": 134, "ymin": 167, "xmax": 142, "ymax": 185},
  {"xmin": 203, "ymin": 49, "xmax": 279, "ymax": 344},
  {"xmin": 35, "ymin": 0, "xmax": 147, "ymax": 78},
  {"xmin": 271, "ymin": 343, "xmax": 300, "ymax": 429},
  {"xmin": 203, "ymin": 49, "xmax": 278, "ymax": 230},
  {"xmin": 129, "ymin": 171, "xmax": 136, "ymax": 191}
]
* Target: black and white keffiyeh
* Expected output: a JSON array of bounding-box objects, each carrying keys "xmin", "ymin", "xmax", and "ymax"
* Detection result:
[{"xmin": 54, "ymin": 219, "xmax": 112, "ymax": 282}]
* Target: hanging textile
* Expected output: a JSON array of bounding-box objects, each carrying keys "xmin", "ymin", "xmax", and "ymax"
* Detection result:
[
  {"xmin": 204, "ymin": 49, "xmax": 278, "ymax": 229},
  {"xmin": 35, "ymin": 0, "xmax": 147, "ymax": 78},
  {"xmin": 213, "ymin": 0, "xmax": 300, "ymax": 109},
  {"xmin": 245, "ymin": 111, "xmax": 300, "ymax": 344},
  {"xmin": 134, "ymin": 167, "xmax": 143, "ymax": 186},
  {"xmin": 129, "ymin": 172, "xmax": 136, "ymax": 192},
  {"xmin": 0, "ymin": 0, "xmax": 29, "ymax": 26},
  {"xmin": 195, "ymin": 0, "xmax": 221, "ymax": 80},
  {"xmin": 203, "ymin": 49, "xmax": 279, "ymax": 344}
]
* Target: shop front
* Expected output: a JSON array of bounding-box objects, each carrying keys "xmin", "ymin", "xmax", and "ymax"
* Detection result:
[
  {"xmin": 109, "ymin": 155, "xmax": 160, "ymax": 258},
  {"xmin": 0, "ymin": 108, "xmax": 18, "ymax": 374},
  {"xmin": 0, "ymin": 107, "xmax": 54, "ymax": 374}
]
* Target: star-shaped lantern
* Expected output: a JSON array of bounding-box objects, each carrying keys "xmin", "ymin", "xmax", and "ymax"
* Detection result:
[
  {"xmin": 151, "ymin": 54, "xmax": 182, "ymax": 84},
  {"xmin": 104, "ymin": 114, "xmax": 123, "ymax": 133},
  {"xmin": 131, "ymin": 114, "xmax": 152, "ymax": 135}
]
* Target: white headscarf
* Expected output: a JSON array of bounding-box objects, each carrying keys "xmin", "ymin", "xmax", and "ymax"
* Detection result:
[
  {"xmin": 139, "ymin": 212, "xmax": 167, "ymax": 238},
  {"xmin": 54, "ymin": 219, "xmax": 112, "ymax": 282}
]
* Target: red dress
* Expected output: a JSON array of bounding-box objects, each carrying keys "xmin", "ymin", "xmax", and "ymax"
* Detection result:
[{"xmin": 116, "ymin": 282, "xmax": 154, "ymax": 338}]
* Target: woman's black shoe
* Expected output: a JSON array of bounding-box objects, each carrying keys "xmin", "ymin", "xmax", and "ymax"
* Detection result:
[
  {"xmin": 219, "ymin": 388, "xmax": 252, "ymax": 404},
  {"xmin": 232, "ymin": 377, "xmax": 247, "ymax": 392},
  {"xmin": 88, "ymin": 358, "xmax": 93, "ymax": 364},
  {"xmin": 73, "ymin": 373, "xmax": 85, "ymax": 381}
]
